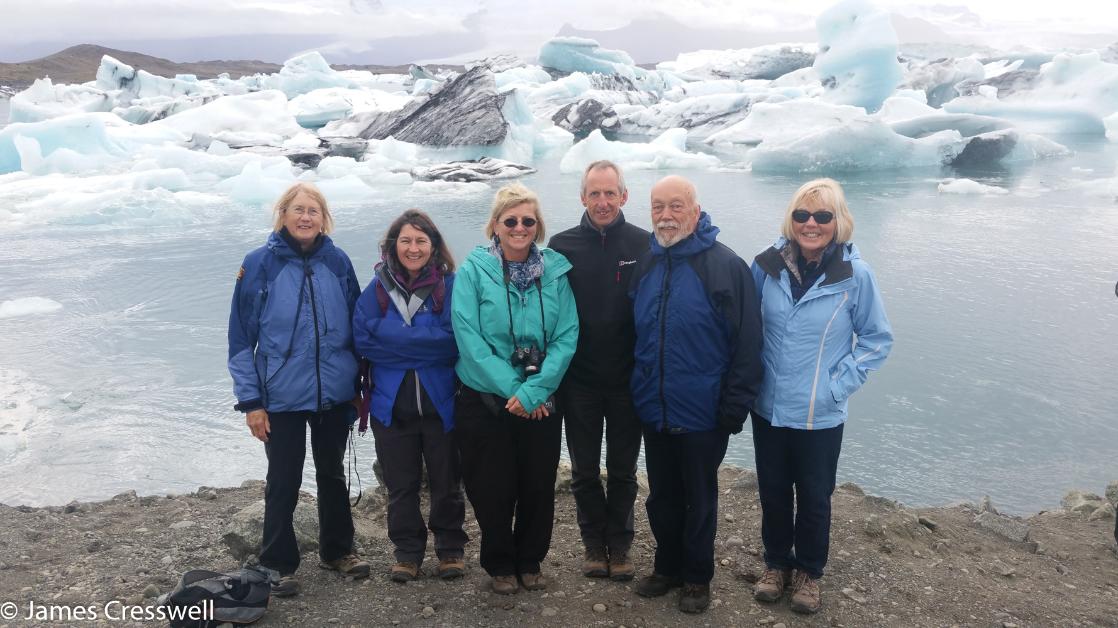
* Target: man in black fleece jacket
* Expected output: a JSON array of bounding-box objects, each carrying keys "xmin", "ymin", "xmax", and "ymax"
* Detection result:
[{"xmin": 549, "ymin": 160, "xmax": 650, "ymax": 581}]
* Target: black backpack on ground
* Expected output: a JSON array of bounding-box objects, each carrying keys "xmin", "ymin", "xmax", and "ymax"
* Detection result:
[{"xmin": 158, "ymin": 566, "xmax": 271, "ymax": 627}]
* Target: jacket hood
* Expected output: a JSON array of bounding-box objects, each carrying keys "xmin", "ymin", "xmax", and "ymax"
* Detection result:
[
  {"xmin": 465, "ymin": 245, "xmax": 572, "ymax": 286},
  {"xmin": 267, "ymin": 229, "xmax": 334, "ymax": 260},
  {"xmin": 650, "ymin": 211, "xmax": 719, "ymax": 258}
]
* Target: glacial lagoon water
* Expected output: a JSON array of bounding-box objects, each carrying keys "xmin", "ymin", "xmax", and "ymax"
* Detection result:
[{"xmin": 1, "ymin": 133, "xmax": 1117, "ymax": 514}]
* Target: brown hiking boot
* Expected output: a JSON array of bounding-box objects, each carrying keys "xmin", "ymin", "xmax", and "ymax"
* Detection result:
[
  {"xmin": 320, "ymin": 553, "xmax": 371, "ymax": 579},
  {"xmin": 635, "ymin": 572, "xmax": 683, "ymax": 597},
  {"xmin": 270, "ymin": 574, "xmax": 300, "ymax": 598},
  {"xmin": 437, "ymin": 556, "xmax": 465, "ymax": 580},
  {"xmin": 790, "ymin": 570, "xmax": 822, "ymax": 614},
  {"xmin": 753, "ymin": 567, "xmax": 792, "ymax": 602},
  {"xmin": 389, "ymin": 561, "xmax": 419, "ymax": 583},
  {"xmin": 519, "ymin": 572, "xmax": 547, "ymax": 591},
  {"xmin": 582, "ymin": 547, "xmax": 609, "ymax": 578},
  {"xmin": 491, "ymin": 575, "xmax": 518, "ymax": 595},
  {"xmin": 608, "ymin": 548, "xmax": 634, "ymax": 581}
]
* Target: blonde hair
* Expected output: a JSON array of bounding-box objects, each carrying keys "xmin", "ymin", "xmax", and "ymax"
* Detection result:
[
  {"xmin": 780, "ymin": 178, "xmax": 854, "ymax": 244},
  {"xmin": 272, "ymin": 182, "xmax": 334, "ymax": 235},
  {"xmin": 485, "ymin": 183, "xmax": 546, "ymax": 243}
]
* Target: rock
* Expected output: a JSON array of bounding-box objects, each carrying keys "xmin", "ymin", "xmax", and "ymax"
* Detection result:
[
  {"xmin": 1088, "ymin": 503, "xmax": 1115, "ymax": 521},
  {"xmin": 772, "ymin": 624, "xmax": 786, "ymax": 628},
  {"xmin": 555, "ymin": 462, "xmax": 573, "ymax": 493},
  {"xmin": 842, "ymin": 588, "xmax": 866, "ymax": 603},
  {"xmin": 197, "ymin": 489, "xmax": 218, "ymax": 501},
  {"xmin": 338, "ymin": 66, "xmax": 509, "ymax": 146},
  {"xmin": 724, "ymin": 513, "xmax": 736, "ymax": 523},
  {"xmin": 974, "ymin": 511, "xmax": 1030, "ymax": 543},
  {"xmin": 864, "ymin": 515, "xmax": 886, "ymax": 538},
  {"xmin": 169, "ymin": 520, "xmax": 196, "ymax": 530},
  {"xmin": 542, "ymin": 607, "xmax": 558, "ymax": 617},
  {"xmin": 726, "ymin": 536, "xmax": 744, "ymax": 549},
  {"xmin": 160, "ymin": 556, "xmax": 174, "ymax": 565},
  {"xmin": 142, "ymin": 584, "xmax": 161, "ymax": 599},
  {"xmin": 980, "ymin": 495, "xmax": 998, "ymax": 514},
  {"xmin": 421, "ymin": 606, "xmax": 434, "ymax": 618},
  {"xmin": 729, "ymin": 469, "xmax": 758, "ymax": 491},
  {"xmin": 1105, "ymin": 481, "xmax": 1118, "ymax": 507},
  {"xmin": 223, "ymin": 499, "xmax": 320, "ymax": 559},
  {"xmin": 992, "ymin": 560, "xmax": 1016, "ymax": 577},
  {"xmin": 1061, "ymin": 490, "xmax": 1106, "ymax": 515},
  {"xmin": 838, "ymin": 482, "xmax": 864, "ymax": 496},
  {"xmin": 593, "ymin": 603, "xmax": 607, "ymax": 613},
  {"xmin": 411, "ymin": 157, "xmax": 536, "ymax": 182},
  {"xmin": 552, "ymin": 99, "xmax": 619, "ymax": 137},
  {"xmin": 918, "ymin": 516, "xmax": 938, "ymax": 531}
]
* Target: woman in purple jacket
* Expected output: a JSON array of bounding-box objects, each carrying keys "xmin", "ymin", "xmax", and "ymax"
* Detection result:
[{"xmin": 352, "ymin": 209, "xmax": 467, "ymax": 582}]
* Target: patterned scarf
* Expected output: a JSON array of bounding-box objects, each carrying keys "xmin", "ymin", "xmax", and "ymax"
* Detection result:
[{"xmin": 489, "ymin": 236, "xmax": 544, "ymax": 290}]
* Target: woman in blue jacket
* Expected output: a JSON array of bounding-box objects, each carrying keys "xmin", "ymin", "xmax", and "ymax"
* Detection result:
[
  {"xmin": 352, "ymin": 209, "xmax": 467, "ymax": 582},
  {"xmin": 228, "ymin": 182, "xmax": 370, "ymax": 598},
  {"xmin": 749, "ymin": 178, "xmax": 893, "ymax": 615}
]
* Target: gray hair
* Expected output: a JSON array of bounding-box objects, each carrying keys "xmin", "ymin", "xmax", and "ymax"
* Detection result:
[{"xmin": 580, "ymin": 160, "xmax": 627, "ymax": 196}]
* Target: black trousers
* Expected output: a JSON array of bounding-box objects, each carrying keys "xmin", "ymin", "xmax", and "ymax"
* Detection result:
[
  {"xmin": 260, "ymin": 405, "xmax": 355, "ymax": 575},
  {"xmin": 371, "ymin": 409, "xmax": 467, "ymax": 564},
  {"xmin": 455, "ymin": 385, "xmax": 562, "ymax": 577},
  {"xmin": 643, "ymin": 425, "xmax": 729, "ymax": 584},
  {"xmin": 560, "ymin": 381, "xmax": 642, "ymax": 553},
  {"xmin": 751, "ymin": 412, "xmax": 844, "ymax": 579}
]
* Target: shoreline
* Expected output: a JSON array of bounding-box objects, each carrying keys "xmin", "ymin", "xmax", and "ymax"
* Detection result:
[{"xmin": 1, "ymin": 465, "xmax": 1116, "ymax": 627}]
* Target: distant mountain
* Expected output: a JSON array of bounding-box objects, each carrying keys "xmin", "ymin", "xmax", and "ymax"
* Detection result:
[
  {"xmin": 0, "ymin": 44, "xmax": 462, "ymax": 93},
  {"xmin": 0, "ymin": 44, "xmax": 282, "ymax": 91}
]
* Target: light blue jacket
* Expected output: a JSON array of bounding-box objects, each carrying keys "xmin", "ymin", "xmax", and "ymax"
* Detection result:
[{"xmin": 750, "ymin": 238, "xmax": 892, "ymax": 430}]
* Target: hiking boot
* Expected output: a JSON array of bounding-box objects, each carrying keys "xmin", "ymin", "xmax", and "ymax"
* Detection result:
[
  {"xmin": 790, "ymin": 570, "xmax": 822, "ymax": 614},
  {"xmin": 608, "ymin": 548, "xmax": 635, "ymax": 581},
  {"xmin": 320, "ymin": 553, "xmax": 371, "ymax": 579},
  {"xmin": 582, "ymin": 547, "xmax": 609, "ymax": 578},
  {"xmin": 679, "ymin": 582, "xmax": 711, "ymax": 614},
  {"xmin": 753, "ymin": 567, "xmax": 792, "ymax": 603},
  {"xmin": 437, "ymin": 556, "xmax": 465, "ymax": 580},
  {"xmin": 389, "ymin": 561, "xmax": 420, "ymax": 583},
  {"xmin": 519, "ymin": 572, "xmax": 547, "ymax": 591},
  {"xmin": 635, "ymin": 572, "xmax": 683, "ymax": 598},
  {"xmin": 491, "ymin": 575, "xmax": 518, "ymax": 595},
  {"xmin": 271, "ymin": 575, "xmax": 300, "ymax": 598}
]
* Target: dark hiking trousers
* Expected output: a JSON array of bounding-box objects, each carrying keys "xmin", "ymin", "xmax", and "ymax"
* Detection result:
[
  {"xmin": 560, "ymin": 381, "xmax": 642, "ymax": 553},
  {"xmin": 455, "ymin": 385, "xmax": 562, "ymax": 577},
  {"xmin": 751, "ymin": 412, "xmax": 844, "ymax": 580},
  {"xmin": 260, "ymin": 405, "xmax": 355, "ymax": 575},
  {"xmin": 370, "ymin": 408, "xmax": 467, "ymax": 564},
  {"xmin": 643, "ymin": 425, "xmax": 729, "ymax": 584}
]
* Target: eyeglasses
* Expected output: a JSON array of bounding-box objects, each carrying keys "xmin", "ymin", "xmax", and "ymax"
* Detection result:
[
  {"xmin": 791, "ymin": 209, "xmax": 834, "ymax": 225},
  {"xmin": 501, "ymin": 216, "xmax": 537, "ymax": 228},
  {"xmin": 290, "ymin": 206, "xmax": 321, "ymax": 217}
]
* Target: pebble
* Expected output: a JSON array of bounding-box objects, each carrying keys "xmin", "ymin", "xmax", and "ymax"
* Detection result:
[
  {"xmin": 169, "ymin": 520, "xmax": 195, "ymax": 530},
  {"xmin": 773, "ymin": 624, "xmax": 787, "ymax": 628},
  {"xmin": 160, "ymin": 556, "xmax": 173, "ymax": 565},
  {"xmin": 759, "ymin": 617, "xmax": 776, "ymax": 625},
  {"xmin": 421, "ymin": 606, "xmax": 434, "ymax": 618},
  {"xmin": 712, "ymin": 598, "xmax": 723, "ymax": 608},
  {"xmin": 726, "ymin": 536, "xmax": 744, "ymax": 549},
  {"xmin": 593, "ymin": 603, "xmax": 607, "ymax": 613},
  {"xmin": 720, "ymin": 558, "xmax": 731, "ymax": 566},
  {"xmin": 327, "ymin": 618, "xmax": 340, "ymax": 624},
  {"xmin": 1003, "ymin": 624, "xmax": 1019, "ymax": 628},
  {"xmin": 142, "ymin": 584, "xmax": 161, "ymax": 599},
  {"xmin": 552, "ymin": 591, "xmax": 566, "ymax": 598},
  {"xmin": 724, "ymin": 513, "xmax": 736, "ymax": 523},
  {"xmin": 841, "ymin": 588, "xmax": 866, "ymax": 604},
  {"xmin": 542, "ymin": 607, "xmax": 558, "ymax": 617}
]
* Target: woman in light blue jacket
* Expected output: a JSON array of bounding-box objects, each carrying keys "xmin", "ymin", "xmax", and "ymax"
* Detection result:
[{"xmin": 748, "ymin": 178, "xmax": 892, "ymax": 615}]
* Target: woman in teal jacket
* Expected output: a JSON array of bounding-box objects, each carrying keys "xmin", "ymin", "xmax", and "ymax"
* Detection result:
[
  {"xmin": 451, "ymin": 183, "xmax": 579, "ymax": 595},
  {"xmin": 748, "ymin": 178, "xmax": 892, "ymax": 615}
]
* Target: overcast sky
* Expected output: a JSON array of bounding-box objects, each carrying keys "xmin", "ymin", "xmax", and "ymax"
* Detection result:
[{"xmin": 1, "ymin": 0, "xmax": 1115, "ymax": 64}]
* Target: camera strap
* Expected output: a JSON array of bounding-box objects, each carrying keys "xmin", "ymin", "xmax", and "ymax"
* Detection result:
[{"xmin": 503, "ymin": 272, "xmax": 548, "ymax": 349}]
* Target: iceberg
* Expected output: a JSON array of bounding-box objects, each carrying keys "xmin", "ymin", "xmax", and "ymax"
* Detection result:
[
  {"xmin": 937, "ymin": 178, "xmax": 1009, "ymax": 195},
  {"xmin": 258, "ymin": 52, "xmax": 358, "ymax": 98},
  {"xmin": 551, "ymin": 99, "xmax": 619, "ymax": 136},
  {"xmin": 559, "ymin": 129, "xmax": 719, "ymax": 173},
  {"xmin": 813, "ymin": 0, "xmax": 903, "ymax": 112},
  {"xmin": 411, "ymin": 157, "xmax": 536, "ymax": 182},
  {"xmin": 657, "ymin": 44, "xmax": 817, "ymax": 81},
  {"xmin": 8, "ymin": 78, "xmax": 113, "ymax": 123},
  {"xmin": 902, "ymin": 56, "xmax": 985, "ymax": 107},
  {"xmin": 524, "ymin": 71, "xmax": 657, "ymax": 119},
  {"xmin": 0, "ymin": 297, "xmax": 63, "ymax": 319},
  {"xmin": 616, "ymin": 93, "xmax": 755, "ymax": 139},
  {"xmin": 705, "ymin": 100, "xmax": 867, "ymax": 147},
  {"xmin": 150, "ymin": 90, "xmax": 303, "ymax": 147},
  {"xmin": 537, "ymin": 37, "xmax": 681, "ymax": 95},
  {"xmin": 288, "ymin": 87, "xmax": 409, "ymax": 128}
]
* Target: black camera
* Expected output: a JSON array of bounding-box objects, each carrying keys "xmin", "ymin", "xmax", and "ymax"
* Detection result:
[{"xmin": 511, "ymin": 344, "xmax": 546, "ymax": 374}]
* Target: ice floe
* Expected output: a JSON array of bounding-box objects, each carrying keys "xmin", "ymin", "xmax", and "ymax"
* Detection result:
[
  {"xmin": 0, "ymin": 297, "xmax": 63, "ymax": 319},
  {"xmin": 937, "ymin": 178, "xmax": 1010, "ymax": 195}
]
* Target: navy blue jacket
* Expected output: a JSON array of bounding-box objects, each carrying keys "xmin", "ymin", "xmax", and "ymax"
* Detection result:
[
  {"xmin": 352, "ymin": 272, "xmax": 459, "ymax": 432},
  {"xmin": 228, "ymin": 230, "xmax": 361, "ymax": 414},
  {"xmin": 629, "ymin": 213, "xmax": 764, "ymax": 433}
]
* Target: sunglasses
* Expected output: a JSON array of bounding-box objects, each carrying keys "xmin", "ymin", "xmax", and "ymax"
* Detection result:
[
  {"xmin": 791, "ymin": 209, "xmax": 835, "ymax": 225},
  {"xmin": 501, "ymin": 216, "xmax": 538, "ymax": 228}
]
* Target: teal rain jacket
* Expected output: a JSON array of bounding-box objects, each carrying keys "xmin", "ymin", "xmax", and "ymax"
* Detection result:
[{"xmin": 451, "ymin": 246, "xmax": 579, "ymax": 413}]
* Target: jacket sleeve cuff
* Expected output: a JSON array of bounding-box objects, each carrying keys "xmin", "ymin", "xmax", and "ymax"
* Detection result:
[
  {"xmin": 717, "ymin": 413, "xmax": 744, "ymax": 435},
  {"xmin": 234, "ymin": 399, "xmax": 264, "ymax": 413}
]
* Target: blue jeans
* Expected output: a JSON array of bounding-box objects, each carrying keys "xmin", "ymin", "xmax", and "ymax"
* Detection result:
[{"xmin": 751, "ymin": 412, "xmax": 843, "ymax": 580}]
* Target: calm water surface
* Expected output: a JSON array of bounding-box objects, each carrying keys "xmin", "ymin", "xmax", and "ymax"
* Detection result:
[{"xmin": 1, "ymin": 135, "xmax": 1116, "ymax": 513}]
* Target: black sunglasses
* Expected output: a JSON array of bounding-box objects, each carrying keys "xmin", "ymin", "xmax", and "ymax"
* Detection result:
[
  {"xmin": 791, "ymin": 209, "xmax": 835, "ymax": 225},
  {"xmin": 502, "ymin": 216, "xmax": 538, "ymax": 228}
]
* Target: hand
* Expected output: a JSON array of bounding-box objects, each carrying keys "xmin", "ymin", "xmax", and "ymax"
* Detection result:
[
  {"xmin": 505, "ymin": 396, "xmax": 529, "ymax": 418},
  {"xmin": 247, "ymin": 409, "xmax": 270, "ymax": 443},
  {"xmin": 528, "ymin": 404, "xmax": 550, "ymax": 420}
]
